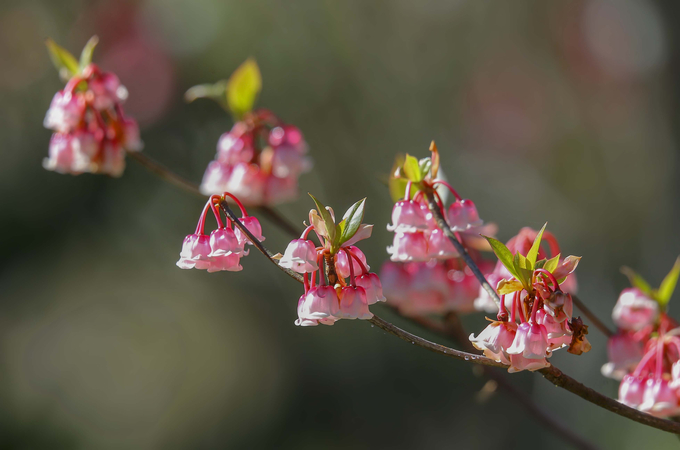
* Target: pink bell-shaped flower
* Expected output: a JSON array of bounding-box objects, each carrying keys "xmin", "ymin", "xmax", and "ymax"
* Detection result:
[
  {"xmin": 335, "ymin": 246, "xmax": 369, "ymax": 279},
  {"xmin": 387, "ymin": 200, "xmax": 430, "ymax": 233},
  {"xmin": 224, "ymin": 163, "xmax": 266, "ymax": 205},
  {"xmin": 542, "ymin": 291, "xmax": 573, "ymax": 323},
  {"xmin": 640, "ymin": 378, "xmax": 680, "ymax": 417},
  {"xmin": 43, "ymin": 90, "xmax": 85, "ymax": 133},
  {"xmin": 89, "ymin": 71, "xmax": 125, "ymax": 110},
  {"xmin": 217, "ymin": 130, "xmax": 254, "ymax": 165},
  {"xmin": 355, "ymin": 273, "xmax": 386, "ymax": 305},
  {"xmin": 601, "ymin": 332, "xmax": 645, "ymax": 380},
  {"xmin": 207, "ymin": 253, "xmax": 243, "ymax": 273},
  {"xmin": 200, "ymin": 161, "xmax": 233, "ymax": 196},
  {"xmin": 612, "ymin": 288, "xmax": 659, "ymax": 331},
  {"xmin": 508, "ymin": 354, "xmax": 551, "ymax": 373},
  {"xmin": 209, "ymin": 228, "xmax": 246, "ymax": 257},
  {"xmin": 337, "ymin": 286, "xmax": 373, "ymax": 320},
  {"xmin": 387, "ymin": 231, "xmax": 429, "ymax": 262},
  {"xmin": 447, "ymin": 199, "xmax": 483, "ymax": 232},
  {"xmin": 300, "ymin": 285, "xmax": 340, "ymax": 319},
  {"xmin": 279, "ymin": 239, "xmax": 319, "ymax": 273},
  {"xmin": 470, "ymin": 321, "xmax": 517, "ymax": 365},
  {"xmin": 271, "ymin": 146, "xmax": 312, "ymax": 178},
  {"xmin": 295, "ymin": 294, "xmax": 319, "ymax": 327},
  {"xmin": 619, "ymin": 374, "xmax": 646, "ymax": 408},
  {"xmin": 176, "ymin": 234, "xmax": 212, "ymax": 270},
  {"xmin": 380, "ymin": 261, "xmax": 412, "ymax": 306},
  {"xmin": 234, "ymin": 216, "xmax": 265, "ymax": 246},
  {"xmin": 506, "ymin": 321, "xmax": 549, "ymax": 359},
  {"xmin": 427, "ymin": 228, "xmax": 459, "ymax": 259}
]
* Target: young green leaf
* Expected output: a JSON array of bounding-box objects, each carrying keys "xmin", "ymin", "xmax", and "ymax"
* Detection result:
[
  {"xmin": 402, "ymin": 154, "xmax": 423, "ymax": 182},
  {"xmin": 544, "ymin": 253, "xmax": 561, "ymax": 273},
  {"xmin": 79, "ymin": 35, "xmax": 99, "ymax": 70},
  {"xmin": 337, "ymin": 198, "xmax": 366, "ymax": 246},
  {"xmin": 657, "ymin": 257, "xmax": 680, "ymax": 307},
  {"xmin": 227, "ymin": 58, "xmax": 262, "ymax": 119},
  {"xmin": 526, "ymin": 222, "xmax": 547, "ymax": 267},
  {"xmin": 46, "ymin": 38, "xmax": 79, "ymax": 81},
  {"xmin": 309, "ymin": 194, "xmax": 335, "ymax": 243},
  {"xmin": 497, "ymin": 279, "xmax": 524, "ymax": 295},
  {"xmin": 418, "ymin": 157, "xmax": 432, "ymax": 178},
  {"xmin": 621, "ymin": 266, "xmax": 653, "ymax": 296},
  {"xmin": 184, "ymin": 81, "xmax": 229, "ymax": 108},
  {"xmin": 483, "ymin": 236, "xmax": 519, "ymax": 279},
  {"xmin": 513, "ymin": 253, "xmax": 533, "ymax": 289}
]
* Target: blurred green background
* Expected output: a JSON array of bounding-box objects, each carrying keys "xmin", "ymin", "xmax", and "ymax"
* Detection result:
[{"xmin": 1, "ymin": 0, "xmax": 680, "ymax": 448}]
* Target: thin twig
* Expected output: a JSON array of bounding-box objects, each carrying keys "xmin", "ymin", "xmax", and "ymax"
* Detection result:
[
  {"xmin": 128, "ymin": 151, "xmax": 301, "ymax": 237},
  {"xmin": 572, "ymin": 294, "xmax": 614, "ymax": 338}
]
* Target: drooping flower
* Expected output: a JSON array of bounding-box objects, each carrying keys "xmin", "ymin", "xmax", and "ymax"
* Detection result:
[
  {"xmin": 43, "ymin": 38, "xmax": 142, "ymax": 177},
  {"xmin": 176, "ymin": 193, "xmax": 262, "ymax": 272},
  {"xmin": 279, "ymin": 239, "xmax": 319, "ymax": 273},
  {"xmin": 612, "ymin": 288, "xmax": 659, "ymax": 331}
]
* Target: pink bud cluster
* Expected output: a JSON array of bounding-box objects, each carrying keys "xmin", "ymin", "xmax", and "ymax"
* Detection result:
[
  {"xmin": 43, "ymin": 64, "xmax": 142, "ymax": 177},
  {"xmin": 386, "ymin": 182, "xmax": 483, "ymax": 262},
  {"xmin": 381, "ymin": 259, "xmax": 495, "ymax": 316},
  {"xmin": 177, "ymin": 193, "xmax": 264, "ymax": 272},
  {"xmin": 200, "ymin": 109, "xmax": 312, "ymax": 206},
  {"xmin": 470, "ymin": 264, "xmax": 587, "ymax": 373},
  {"xmin": 474, "ymin": 227, "xmax": 579, "ymax": 313},
  {"xmin": 282, "ymin": 230, "xmax": 385, "ymax": 327},
  {"xmin": 600, "ymin": 287, "xmax": 680, "ymax": 417}
]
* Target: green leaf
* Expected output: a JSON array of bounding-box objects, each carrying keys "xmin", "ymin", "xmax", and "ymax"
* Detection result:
[
  {"xmin": 544, "ymin": 253, "xmax": 561, "ymax": 273},
  {"xmin": 418, "ymin": 157, "xmax": 432, "ymax": 178},
  {"xmin": 483, "ymin": 236, "xmax": 519, "ymax": 279},
  {"xmin": 526, "ymin": 222, "xmax": 547, "ymax": 267},
  {"xmin": 403, "ymin": 154, "xmax": 423, "ymax": 182},
  {"xmin": 621, "ymin": 266, "xmax": 653, "ymax": 296},
  {"xmin": 497, "ymin": 279, "xmax": 524, "ymax": 295},
  {"xmin": 46, "ymin": 38, "xmax": 79, "ymax": 81},
  {"xmin": 657, "ymin": 257, "xmax": 680, "ymax": 306},
  {"xmin": 79, "ymin": 35, "xmax": 98, "ymax": 70},
  {"xmin": 513, "ymin": 253, "xmax": 533, "ymax": 289},
  {"xmin": 184, "ymin": 81, "xmax": 229, "ymax": 108},
  {"xmin": 337, "ymin": 198, "xmax": 366, "ymax": 246},
  {"xmin": 309, "ymin": 194, "xmax": 335, "ymax": 243},
  {"xmin": 227, "ymin": 58, "xmax": 262, "ymax": 119}
]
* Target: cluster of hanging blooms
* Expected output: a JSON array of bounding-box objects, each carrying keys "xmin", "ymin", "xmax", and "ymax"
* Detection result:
[
  {"xmin": 43, "ymin": 37, "xmax": 142, "ymax": 177},
  {"xmin": 600, "ymin": 260, "xmax": 680, "ymax": 417},
  {"xmin": 186, "ymin": 59, "xmax": 312, "ymax": 206},
  {"xmin": 474, "ymin": 227, "xmax": 579, "ymax": 313},
  {"xmin": 381, "ymin": 143, "xmax": 499, "ymax": 315},
  {"xmin": 176, "ymin": 192, "xmax": 264, "ymax": 272},
  {"xmin": 279, "ymin": 195, "xmax": 385, "ymax": 326},
  {"xmin": 469, "ymin": 225, "xmax": 590, "ymax": 372},
  {"xmin": 381, "ymin": 259, "xmax": 495, "ymax": 316}
]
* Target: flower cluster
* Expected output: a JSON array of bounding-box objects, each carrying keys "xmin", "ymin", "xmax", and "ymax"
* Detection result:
[
  {"xmin": 601, "ymin": 261, "xmax": 680, "ymax": 417},
  {"xmin": 282, "ymin": 197, "xmax": 385, "ymax": 326},
  {"xmin": 381, "ymin": 259, "xmax": 495, "ymax": 316},
  {"xmin": 469, "ymin": 226, "xmax": 589, "ymax": 372},
  {"xmin": 474, "ymin": 227, "xmax": 578, "ymax": 313},
  {"xmin": 187, "ymin": 59, "xmax": 311, "ymax": 206},
  {"xmin": 177, "ymin": 193, "xmax": 264, "ymax": 272},
  {"xmin": 43, "ymin": 38, "xmax": 141, "ymax": 177},
  {"xmin": 200, "ymin": 110, "xmax": 312, "ymax": 205},
  {"xmin": 386, "ymin": 180, "xmax": 483, "ymax": 262}
]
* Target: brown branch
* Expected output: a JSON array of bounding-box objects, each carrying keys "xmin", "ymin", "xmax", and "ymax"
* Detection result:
[
  {"xmin": 572, "ymin": 294, "xmax": 614, "ymax": 338},
  {"xmin": 128, "ymin": 150, "xmax": 301, "ymax": 238}
]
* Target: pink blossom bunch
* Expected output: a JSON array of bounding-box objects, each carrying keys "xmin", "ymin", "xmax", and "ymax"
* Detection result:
[
  {"xmin": 387, "ymin": 180, "xmax": 485, "ymax": 262},
  {"xmin": 470, "ymin": 226, "xmax": 589, "ymax": 372},
  {"xmin": 381, "ymin": 259, "xmax": 495, "ymax": 316},
  {"xmin": 200, "ymin": 109, "xmax": 312, "ymax": 206},
  {"xmin": 617, "ymin": 321, "xmax": 680, "ymax": 418},
  {"xmin": 177, "ymin": 193, "xmax": 263, "ymax": 273},
  {"xmin": 289, "ymin": 197, "xmax": 385, "ymax": 326},
  {"xmin": 43, "ymin": 59, "xmax": 141, "ymax": 177},
  {"xmin": 474, "ymin": 227, "xmax": 578, "ymax": 313}
]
